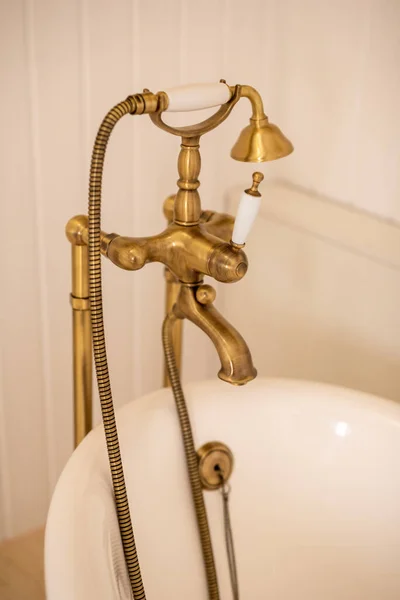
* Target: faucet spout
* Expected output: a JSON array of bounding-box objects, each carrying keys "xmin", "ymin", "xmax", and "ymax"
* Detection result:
[{"xmin": 174, "ymin": 284, "xmax": 257, "ymax": 385}]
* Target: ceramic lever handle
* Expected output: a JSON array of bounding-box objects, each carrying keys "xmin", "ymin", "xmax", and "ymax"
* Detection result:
[
  {"xmin": 231, "ymin": 172, "xmax": 264, "ymax": 246},
  {"xmin": 163, "ymin": 82, "xmax": 232, "ymax": 112}
]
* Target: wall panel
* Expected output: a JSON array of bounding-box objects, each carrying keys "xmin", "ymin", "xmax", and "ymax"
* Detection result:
[
  {"xmin": 225, "ymin": 181, "xmax": 400, "ymax": 403},
  {"xmin": 0, "ymin": 0, "xmax": 50, "ymax": 537}
]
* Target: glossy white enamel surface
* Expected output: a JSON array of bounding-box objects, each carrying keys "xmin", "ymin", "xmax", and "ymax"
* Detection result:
[{"xmin": 45, "ymin": 379, "xmax": 400, "ymax": 599}]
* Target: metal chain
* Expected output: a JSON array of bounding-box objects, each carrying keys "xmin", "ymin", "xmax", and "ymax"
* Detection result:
[{"xmin": 218, "ymin": 472, "xmax": 240, "ymax": 600}]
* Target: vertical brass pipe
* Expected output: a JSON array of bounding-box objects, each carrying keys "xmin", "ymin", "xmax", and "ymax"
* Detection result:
[
  {"xmin": 163, "ymin": 269, "xmax": 183, "ymax": 387},
  {"xmin": 70, "ymin": 243, "xmax": 92, "ymax": 447},
  {"xmin": 162, "ymin": 195, "xmax": 183, "ymax": 387}
]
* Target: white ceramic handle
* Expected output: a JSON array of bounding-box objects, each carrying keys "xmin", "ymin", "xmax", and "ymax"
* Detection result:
[
  {"xmin": 231, "ymin": 191, "xmax": 262, "ymax": 246},
  {"xmin": 163, "ymin": 83, "xmax": 232, "ymax": 112},
  {"xmin": 232, "ymin": 172, "xmax": 264, "ymax": 245}
]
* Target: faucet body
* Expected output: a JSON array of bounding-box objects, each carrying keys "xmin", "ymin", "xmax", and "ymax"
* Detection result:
[
  {"xmin": 67, "ymin": 200, "xmax": 256, "ymax": 386},
  {"xmin": 107, "ymin": 223, "xmax": 248, "ymax": 284},
  {"xmin": 66, "ymin": 83, "xmax": 287, "ymax": 388}
]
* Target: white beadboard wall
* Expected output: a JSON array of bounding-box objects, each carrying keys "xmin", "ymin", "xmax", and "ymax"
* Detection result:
[
  {"xmin": 225, "ymin": 180, "xmax": 400, "ymax": 404},
  {"xmin": 0, "ymin": 0, "xmax": 399, "ymax": 540}
]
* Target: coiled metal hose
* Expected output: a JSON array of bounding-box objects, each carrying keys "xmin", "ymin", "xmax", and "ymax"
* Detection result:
[
  {"xmin": 88, "ymin": 96, "xmax": 219, "ymax": 600},
  {"xmin": 88, "ymin": 97, "xmax": 146, "ymax": 600},
  {"xmin": 162, "ymin": 311, "xmax": 220, "ymax": 600}
]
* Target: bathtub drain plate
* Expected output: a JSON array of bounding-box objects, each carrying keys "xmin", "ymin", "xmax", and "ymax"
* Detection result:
[{"xmin": 197, "ymin": 441, "xmax": 234, "ymax": 490}]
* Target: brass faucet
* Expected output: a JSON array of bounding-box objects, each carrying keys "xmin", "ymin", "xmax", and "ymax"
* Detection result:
[
  {"xmin": 66, "ymin": 81, "xmax": 293, "ymax": 598},
  {"xmin": 68, "ymin": 197, "xmax": 254, "ymax": 386},
  {"xmin": 67, "ymin": 82, "xmax": 293, "ymax": 389}
]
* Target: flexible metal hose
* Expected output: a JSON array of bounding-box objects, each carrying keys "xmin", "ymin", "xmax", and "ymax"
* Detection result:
[
  {"xmin": 162, "ymin": 312, "xmax": 220, "ymax": 600},
  {"xmin": 88, "ymin": 97, "xmax": 146, "ymax": 599}
]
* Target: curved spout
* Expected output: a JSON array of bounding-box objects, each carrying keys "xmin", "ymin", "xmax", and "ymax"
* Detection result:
[{"xmin": 174, "ymin": 284, "xmax": 257, "ymax": 385}]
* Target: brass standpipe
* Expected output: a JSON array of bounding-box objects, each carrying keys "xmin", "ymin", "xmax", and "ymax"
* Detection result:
[{"xmin": 66, "ymin": 81, "xmax": 293, "ymax": 600}]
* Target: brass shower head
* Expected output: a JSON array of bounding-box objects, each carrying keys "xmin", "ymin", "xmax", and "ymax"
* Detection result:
[
  {"xmin": 229, "ymin": 84, "xmax": 293, "ymax": 163},
  {"xmin": 231, "ymin": 116, "xmax": 294, "ymax": 162}
]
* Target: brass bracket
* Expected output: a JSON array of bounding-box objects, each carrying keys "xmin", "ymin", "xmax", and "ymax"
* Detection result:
[
  {"xmin": 70, "ymin": 295, "xmax": 90, "ymax": 311},
  {"xmin": 197, "ymin": 441, "xmax": 234, "ymax": 491},
  {"xmin": 150, "ymin": 85, "xmax": 242, "ymax": 139}
]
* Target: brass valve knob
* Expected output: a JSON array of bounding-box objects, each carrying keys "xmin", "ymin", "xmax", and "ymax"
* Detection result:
[
  {"xmin": 208, "ymin": 242, "xmax": 248, "ymax": 283},
  {"xmin": 196, "ymin": 284, "xmax": 216, "ymax": 305},
  {"xmin": 231, "ymin": 171, "xmax": 264, "ymax": 246},
  {"xmin": 245, "ymin": 171, "xmax": 264, "ymax": 197}
]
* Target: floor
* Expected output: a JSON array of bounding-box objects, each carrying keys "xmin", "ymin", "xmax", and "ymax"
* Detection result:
[{"xmin": 0, "ymin": 528, "xmax": 45, "ymax": 600}]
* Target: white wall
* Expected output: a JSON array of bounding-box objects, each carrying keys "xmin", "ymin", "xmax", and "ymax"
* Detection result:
[
  {"xmin": 267, "ymin": 0, "xmax": 400, "ymax": 223},
  {"xmin": 225, "ymin": 181, "xmax": 400, "ymax": 404},
  {"xmin": 0, "ymin": 0, "xmax": 399, "ymax": 540}
]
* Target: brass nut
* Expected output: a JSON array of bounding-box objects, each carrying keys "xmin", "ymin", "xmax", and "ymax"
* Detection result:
[
  {"xmin": 235, "ymin": 262, "xmax": 248, "ymax": 278},
  {"xmin": 196, "ymin": 284, "xmax": 216, "ymax": 305},
  {"xmin": 208, "ymin": 245, "xmax": 248, "ymax": 283}
]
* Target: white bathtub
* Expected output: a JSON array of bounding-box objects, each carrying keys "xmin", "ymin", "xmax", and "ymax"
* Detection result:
[{"xmin": 45, "ymin": 378, "xmax": 400, "ymax": 599}]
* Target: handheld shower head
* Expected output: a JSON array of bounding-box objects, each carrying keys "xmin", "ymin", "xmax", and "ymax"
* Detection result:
[
  {"xmin": 230, "ymin": 84, "xmax": 293, "ymax": 163},
  {"xmin": 230, "ymin": 116, "xmax": 294, "ymax": 162}
]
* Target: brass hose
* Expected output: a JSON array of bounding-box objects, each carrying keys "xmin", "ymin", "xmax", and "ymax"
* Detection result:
[
  {"xmin": 88, "ymin": 97, "xmax": 146, "ymax": 599},
  {"xmin": 162, "ymin": 312, "xmax": 220, "ymax": 600}
]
